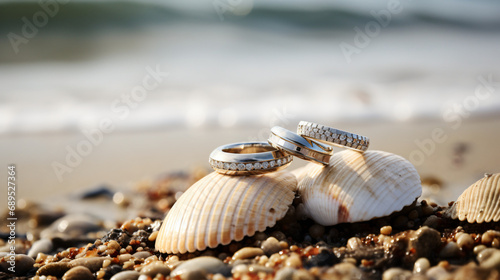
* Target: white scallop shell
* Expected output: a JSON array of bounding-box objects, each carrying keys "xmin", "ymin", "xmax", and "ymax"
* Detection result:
[
  {"xmin": 155, "ymin": 171, "xmax": 297, "ymax": 254},
  {"xmin": 445, "ymin": 173, "xmax": 500, "ymax": 223},
  {"xmin": 297, "ymin": 150, "xmax": 421, "ymax": 226}
]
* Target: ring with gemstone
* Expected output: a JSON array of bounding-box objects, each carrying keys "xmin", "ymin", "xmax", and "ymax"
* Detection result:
[
  {"xmin": 268, "ymin": 126, "xmax": 333, "ymax": 165},
  {"xmin": 297, "ymin": 121, "xmax": 369, "ymax": 152},
  {"xmin": 209, "ymin": 141, "xmax": 293, "ymax": 175}
]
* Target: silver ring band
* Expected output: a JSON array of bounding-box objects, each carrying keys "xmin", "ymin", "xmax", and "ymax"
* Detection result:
[
  {"xmin": 268, "ymin": 126, "xmax": 332, "ymax": 165},
  {"xmin": 209, "ymin": 141, "xmax": 293, "ymax": 175},
  {"xmin": 297, "ymin": 121, "xmax": 369, "ymax": 152}
]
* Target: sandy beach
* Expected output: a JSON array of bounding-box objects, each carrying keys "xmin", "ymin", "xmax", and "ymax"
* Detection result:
[{"xmin": 1, "ymin": 117, "xmax": 498, "ymax": 207}]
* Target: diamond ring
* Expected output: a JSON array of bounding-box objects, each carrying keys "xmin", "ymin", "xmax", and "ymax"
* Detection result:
[
  {"xmin": 297, "ymin": 121, "xmax": 369, "ymax": 152},
  {"xmin": 268, "ymin": 126, "xmax": 333, "ymax": 165},
  {"xmin": 209, "ymin": 141, "xmax": 293, "ymax": 175}
]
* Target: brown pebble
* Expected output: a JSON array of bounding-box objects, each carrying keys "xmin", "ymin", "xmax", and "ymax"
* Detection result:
[
  {"xmin": 456, "ymin": 233, "xmax": 474, "ymax": 250},
  {"xmin": 382, "ymin": 267, "xmax": 411, "ymax": 280},
  {"xmin": 62, "ymin": 266, "xmax": 94, "ymax": 280},
  {"xmin": 110, "ymin": 270, "xmax": 140, "ymax": 280},
  {"xmin": 232, "ymin": 247, "xmax": 264, "ymax": 260},
  {"xmin": 0, "ymin": 254, "xmax": 35, "ymax": 275},
  {"xmin": 347, "ymin": 237, "xmax": 363, "ymax": 251},
  {"xmin": 474, "ymin": 245, "xmax": 487, "ymax": 255},
  {"xmin": 481, "ymin": 230, "xmax": 500, "ymax": 245},
  {"xmin": 37, "ymin": 262, "xmax": 72, "ymax": 277},
  {"xmin": 408, "ymin": 210, "xmax": 419, "ymax": 220},
  {"xmin": 70, "ymin": 257, "xmax": 111, "ymax": 273},
  {"xmin": 148, "ymin": 231, "xmax": 158, "ymax": 242},
  {"xmin": 421, "ymin": 204, "xmax": 434, "ymax": 216},
  {"xmin": 271, "ymin": 231, "xmax": 287, "ymax": 241},
  {"xmin": 479, "ymin": 250, "xmax": 500, "ymax": 270},
  {"xmin": 308, "ymin": 224, "xmax": 325, "ymax": 240},
  {"xmin": 261, "ymin": 237, "xmax": 282, "ymax": 256},
  {"xmin": 380, "ymin": 226, "xmax": 392, "ymax": 235},
  {"xmin": 292, "ymin": 269, "xmax": 315, "ymax": 280},
  {"xmin": 440, "ymin": 242, "xmax": 461, "ymax": 258},
  {"xmin": 492, "ymin": 238, "xmax": 500, "ymax": 248},
  {"xmin": 285, "ymin": 253, "xmax": 302, "ymax": 268},
  {"xmin": 140, "ymin": 261, "xmax": 171, "ymax": 277}
]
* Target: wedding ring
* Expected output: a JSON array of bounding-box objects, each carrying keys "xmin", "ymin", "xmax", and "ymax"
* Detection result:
[
  {"xmin": 268, "ymin": 126, "xmax": 332, "ymax": 165},
  {"xmin": 209, "ymin": 141, "xmax": 293, "ymax": 175},
  {"xmin": 297, "ymin": 121, "xmax": 369, "ymax": 152}
]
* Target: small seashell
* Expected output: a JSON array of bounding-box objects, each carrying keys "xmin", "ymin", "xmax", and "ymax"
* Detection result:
[
  {"xmin": 445, "ymin": 173, "xmax": 500, "ymax": 223},
  {"xmin": 155, "ymin": 171, "xmax": 297, "ymax": 254},
  {"xmin": 297, "ymin": 150, "xmax": 421, "ymax": 226}
]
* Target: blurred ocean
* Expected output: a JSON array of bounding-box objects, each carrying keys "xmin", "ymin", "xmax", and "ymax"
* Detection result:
[
  {"xmin": 0, "ymin": 0, "xmax": 499, "ymax": 203},
  {"xmin": 1, "ymin": 0, "xmax": 500, "ymax": 134}
]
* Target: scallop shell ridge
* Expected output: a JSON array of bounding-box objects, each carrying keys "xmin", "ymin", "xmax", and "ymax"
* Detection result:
[
  {"xmin": 445, "ymin": 173, "xmax": 500, "ymax": 223},
  {"xmin": 298, "ymin": 150, "xmax": 421, "ymax": 226},
  {"xmin": 155, "ymin": 171, "xmax": 297, "ymax": 254}
]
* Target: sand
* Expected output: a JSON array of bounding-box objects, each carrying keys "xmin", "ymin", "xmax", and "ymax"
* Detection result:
[{"xmin": 1, "ymin": 118, "xmax": 498, "ymax": 206}]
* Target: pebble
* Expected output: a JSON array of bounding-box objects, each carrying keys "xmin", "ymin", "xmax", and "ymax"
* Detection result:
[
  {"xmin": 380, "ymin": 226, "xmax": 392, "ymax": 235},
  {"xmin": 308, "ymin": 224, "xmax": 325, "ymax": 240},
  {"xmin": 456, "ymin": 233, "xmax": 474, "ymax": 250},
  {"xmin": 408, "ymin": 210, "xmax": 419, "ymax": 220},
  {"xmin": 477, "ymin": 248, "xmax": 499, "ymax": 264},
  {"xmin": 326, "ymin": 263, "xmax": 362, "ymax": 279},
  {"xmin": 422, "ymin": 215, "xmax": 441, "ymax": 229},
  {"xmin": 271, "ymin": 231, "xmax": 287, "ymax": 241},
  {"xmin": 171, "ymin": 256, "xmax": 229, "ymax": 278},
  {"xmin": 232, "ymin": 247, "xmax": 264, "ymax": 260},
  {"xmin": 285, "ymin": 253, "xmax": 302, "ymax": 268},
  {"xmin": 473, "ymin": 245, "xmax": 487, "ymax": 255},
  {"xmin": 62, "ymin": 266, "xmax": 94, "ymax": 280},
  {"xmin": 70, "ymin": 257, "xmax": 111, "ymax": 273},
  {"xmin": 37, "ymin": 262, "xmax": 72, "ymax": 277},
  {"xmin": 347, "ymin": 237, "xmax": 363, "ymax": 251},
  {"xmin": 148, "ymin": 231, "xmax": 158, "ymax": 242},
  {"xmin": 140, "ymin": 261, "xmax": 171, "ymax": 277},
  {"xmin": 248, "ymin": 264, "xmax": 273, "ymax": 274},
  {"xmin": 132, "ymin": 251, "xmax": 152, "ymax": 260},
  {"xmin": 382, "ymin": 268, "xmax": 412, "ymax": 280},
  {"xmin": 40, "ymin": 214, "xmax": 102, "ymax": 239},
  {"xmin": 231, "ymin": 264, "xmax": 248, "ymax": 275},
  {"xmin": 426, "ymin": 266, "xmax": 450, "ymax": 280},
  {"xmin": 421, "ymin": 204, "xmax": 434, "ymax": 216},
  {"xmin": 28, "ymin": 239, "xmax": 53, "ymax": 258},
  {"xmin": 0, "ymin": 254, "xmax": 35, "ymax": 275},
  {"xmin": 261, "ymin": 237, "xmax": 281, "ymax": 256},
  {"xmin": 119, "ymin": 254, "xmax": 132, "ymax": 263},
  {"xmin": 481, "ymin": 230, "xmax": 500, "ymax": 245},
  {"xmin": 439, "ymin": 242, "xmax": 461, "ymax": 258},
  {"xmin": 274, "ymin": 267, "xmax": 295, "ymax": 280},
  {"xmin": 408, "ymin": 226, "xmax": 441, "ymax": 260},
  {"xmin": 110, "ymin": 270, "xmax": 140, "ymax": 280},
  {"xmin": 479, "ymin": 250, "xmax": 500, "ymax": 270},
  {"xmin": 413, "ymin": 258, "xmax": 431, "ymax": 274},
  {"xmin": 292, "ymin": 269, "xmax": 315, "ymax": 280}
]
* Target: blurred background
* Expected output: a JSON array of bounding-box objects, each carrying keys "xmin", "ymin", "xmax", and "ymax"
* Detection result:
[{"xmin": 1, "ymin": 0, "xmax": 499, "ymax": 205}]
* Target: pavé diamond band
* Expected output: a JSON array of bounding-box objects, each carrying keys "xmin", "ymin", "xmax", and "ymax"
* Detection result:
[
  {"xmin": 297, "ymin": 121, "xmax": 369, "ymax": 152},
  {"xmin": 209, "ymin": 141, "xmax": 293, "ymax": 175},
  {"xmin": 268, "ymin": 126, "xmax": 333, "ymax": 165}
]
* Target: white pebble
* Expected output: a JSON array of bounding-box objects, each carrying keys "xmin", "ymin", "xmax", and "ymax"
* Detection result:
[{"xmin": 413, "ymin": 258, "xmax": 431, "ymax": 274}]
